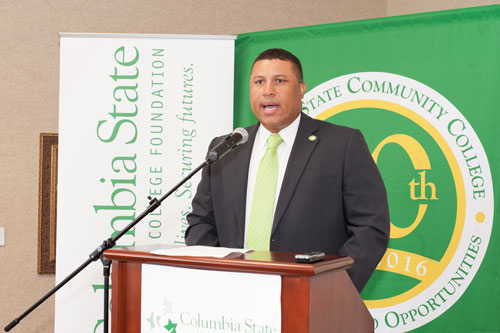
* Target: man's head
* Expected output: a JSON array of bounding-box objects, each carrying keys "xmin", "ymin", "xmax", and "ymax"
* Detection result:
[
  {"xmin": 252, "ymin": 48, "xmax": 304, "ymax": 83},
  {"xmin": 250, "ymin": 48, "xmax": 306, "ymax": 133}
]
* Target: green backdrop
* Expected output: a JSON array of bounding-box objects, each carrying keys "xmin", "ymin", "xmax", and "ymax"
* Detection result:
[{"xmin": 234, "ymin": 5, "xmax": 500, "ymax": 332}]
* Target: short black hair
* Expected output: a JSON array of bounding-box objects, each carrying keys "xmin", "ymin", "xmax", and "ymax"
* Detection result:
[{"xmin": 252, "ymin": 48, "xmax": 304, "ymax": 83}]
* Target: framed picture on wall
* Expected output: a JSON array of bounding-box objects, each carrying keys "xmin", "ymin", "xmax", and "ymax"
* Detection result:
[{"xmin": 38, "ymin": 133, "xmax": 58, "ymax": 274}]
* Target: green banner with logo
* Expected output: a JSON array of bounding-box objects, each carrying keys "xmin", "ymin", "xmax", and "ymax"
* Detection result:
[{"xmin": 235, "ymin": 5, "xmax": 499, "ymax": 332}]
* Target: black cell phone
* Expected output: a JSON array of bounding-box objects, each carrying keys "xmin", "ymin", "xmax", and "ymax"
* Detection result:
[{"xmin": 295, "ymin": 251, "xmax": 325, "ymax": 263}]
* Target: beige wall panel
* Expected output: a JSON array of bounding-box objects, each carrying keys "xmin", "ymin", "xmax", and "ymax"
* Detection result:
[
  {"xmin": 0, "ymin": 0, "xmax": 497, "ymax": 331},
  {"xmin": 387, "ymin": 0, "xmax": 500, "ymax": 16}
]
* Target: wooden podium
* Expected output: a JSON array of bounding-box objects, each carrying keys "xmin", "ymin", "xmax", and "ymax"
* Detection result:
[{"xmin": 104, "ymin": 245, "xmax": 374, "ymax": 332}]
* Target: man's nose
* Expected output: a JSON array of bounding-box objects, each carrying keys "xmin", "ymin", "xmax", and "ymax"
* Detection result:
[{"xmin": 264, "ymin": 82, "xmax": 276, "ymax": 96}]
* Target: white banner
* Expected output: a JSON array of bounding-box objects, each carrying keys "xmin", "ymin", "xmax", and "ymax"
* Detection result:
[
  {"xmin": 56, "ymin": 34, "xmax": 235, "ymax": 332},
  {"xmin": 141, "ymin": 264, "xmax": 282, "ymax": 333}
]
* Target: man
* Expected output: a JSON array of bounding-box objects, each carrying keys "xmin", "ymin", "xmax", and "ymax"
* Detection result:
[{"xmin": 185, "ymin": 48, "xmax": 390, "ymax": 292}]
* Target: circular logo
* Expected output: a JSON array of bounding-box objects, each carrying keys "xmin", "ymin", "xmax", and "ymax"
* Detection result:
[{"xmin": 303, "ymin": 72, "xmax": 494, "ymax": 331}]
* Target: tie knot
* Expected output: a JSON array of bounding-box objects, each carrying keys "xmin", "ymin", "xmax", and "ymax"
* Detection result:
[{"xmin": 267, "ymin": 134, "xmax": 283, "ymax": 150}]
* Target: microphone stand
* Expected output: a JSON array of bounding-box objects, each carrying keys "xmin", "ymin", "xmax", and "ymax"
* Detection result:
[{"xmin": 4, "ymin": 152, "xmax": 219, "ymax": 332}]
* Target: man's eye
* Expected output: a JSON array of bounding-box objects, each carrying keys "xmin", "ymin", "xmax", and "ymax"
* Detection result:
[
  {"xmin": 276, "ymin": 79, "xmax": 285, "ymax": 83},
  {"xmin": 256, "ymin": 80, "xmax": 264, "ymax": 84}
]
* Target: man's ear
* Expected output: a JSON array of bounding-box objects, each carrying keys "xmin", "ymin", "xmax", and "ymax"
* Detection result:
[{"xmin": 299, "ymin": 82, "xmax": 307, "ymax": 98}]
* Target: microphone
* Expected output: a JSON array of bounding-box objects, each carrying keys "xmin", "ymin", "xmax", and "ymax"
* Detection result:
[{"xmin": 206, "ymin": 128, "xmax": 249, "ymax": 162}]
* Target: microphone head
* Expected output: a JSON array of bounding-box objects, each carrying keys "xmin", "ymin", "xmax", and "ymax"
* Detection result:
[
  {"xmin": 206, "ymin": 127, "xmax": 249, "ymax": 163},
  {"xmin": 233, "ymin": 127, "xmax": 249, "ymax": 145}
]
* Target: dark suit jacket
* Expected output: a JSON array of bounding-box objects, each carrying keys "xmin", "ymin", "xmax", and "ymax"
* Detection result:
[{"xmin": 186, "ymin": 113, "xmax": 390, "ymax": 292}]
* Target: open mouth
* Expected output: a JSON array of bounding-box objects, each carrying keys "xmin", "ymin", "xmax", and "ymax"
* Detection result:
[{"xmin": 262, "ymin": 104, "xmax": 279, "ymax": 111}]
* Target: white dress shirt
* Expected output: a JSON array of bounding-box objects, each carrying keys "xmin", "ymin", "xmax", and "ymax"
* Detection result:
[{"xmin": 244, "ymin": 113, "xmax": 301, "ymax": 247}]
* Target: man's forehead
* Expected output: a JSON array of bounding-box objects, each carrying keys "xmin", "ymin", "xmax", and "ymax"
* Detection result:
[
  {"xmin": 252, "ymin": 58, "xmax": 294, "ymax": 68},
  {"xmin": 251, "ymin": 72, "xmax": 290, "ymax": 78},
  {"xmin": 250, "ymin": 59, "xmax": 296, "ymax": 76}
]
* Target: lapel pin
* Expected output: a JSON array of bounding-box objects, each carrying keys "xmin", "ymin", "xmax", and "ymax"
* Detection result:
[{"xmin": 308, "ymin": 135, "xmax": 317, "ymax": 142}]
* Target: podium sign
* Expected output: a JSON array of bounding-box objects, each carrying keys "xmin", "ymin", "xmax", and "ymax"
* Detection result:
[{"xmin": 141, "ymin": 264, "xmax": 281, "ymax": 332}]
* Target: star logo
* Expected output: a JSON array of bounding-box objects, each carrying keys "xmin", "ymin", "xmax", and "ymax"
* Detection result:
[
  {"xmin": 164, "ymin": 319, "xmax": 178, "ymax": 332},
  {"xmin": 162, "ymin": 298, "xmax": 174, "ymax": 315},
  {"xmin": 146, "ymin": 311, "xmax": 162, "ymax": 329}
]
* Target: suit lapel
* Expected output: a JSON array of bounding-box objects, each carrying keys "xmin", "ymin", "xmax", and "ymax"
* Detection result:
[
  {"xmin": 272, "ymin": 114, "xmax": 320, "ymax": 233},
  {"xmin": 226, "ymin": 124, "xmax": 258, "ymax": 240}
]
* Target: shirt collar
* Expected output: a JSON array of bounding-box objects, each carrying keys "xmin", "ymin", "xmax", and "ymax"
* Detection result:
[{"xmin": 256, "ymin": 113, "xmax": 302, "ymax": 150}]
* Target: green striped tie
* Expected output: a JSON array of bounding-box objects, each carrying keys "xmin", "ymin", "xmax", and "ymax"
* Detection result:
[{"xmin": 247, "ymin": 134, "xmax": 283, "ymax": 250}]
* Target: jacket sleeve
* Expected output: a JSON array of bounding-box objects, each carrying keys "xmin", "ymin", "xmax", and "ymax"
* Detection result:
[{"xmin": 185, "ymin": 138, "xmax": 220, "ymax": 246}]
